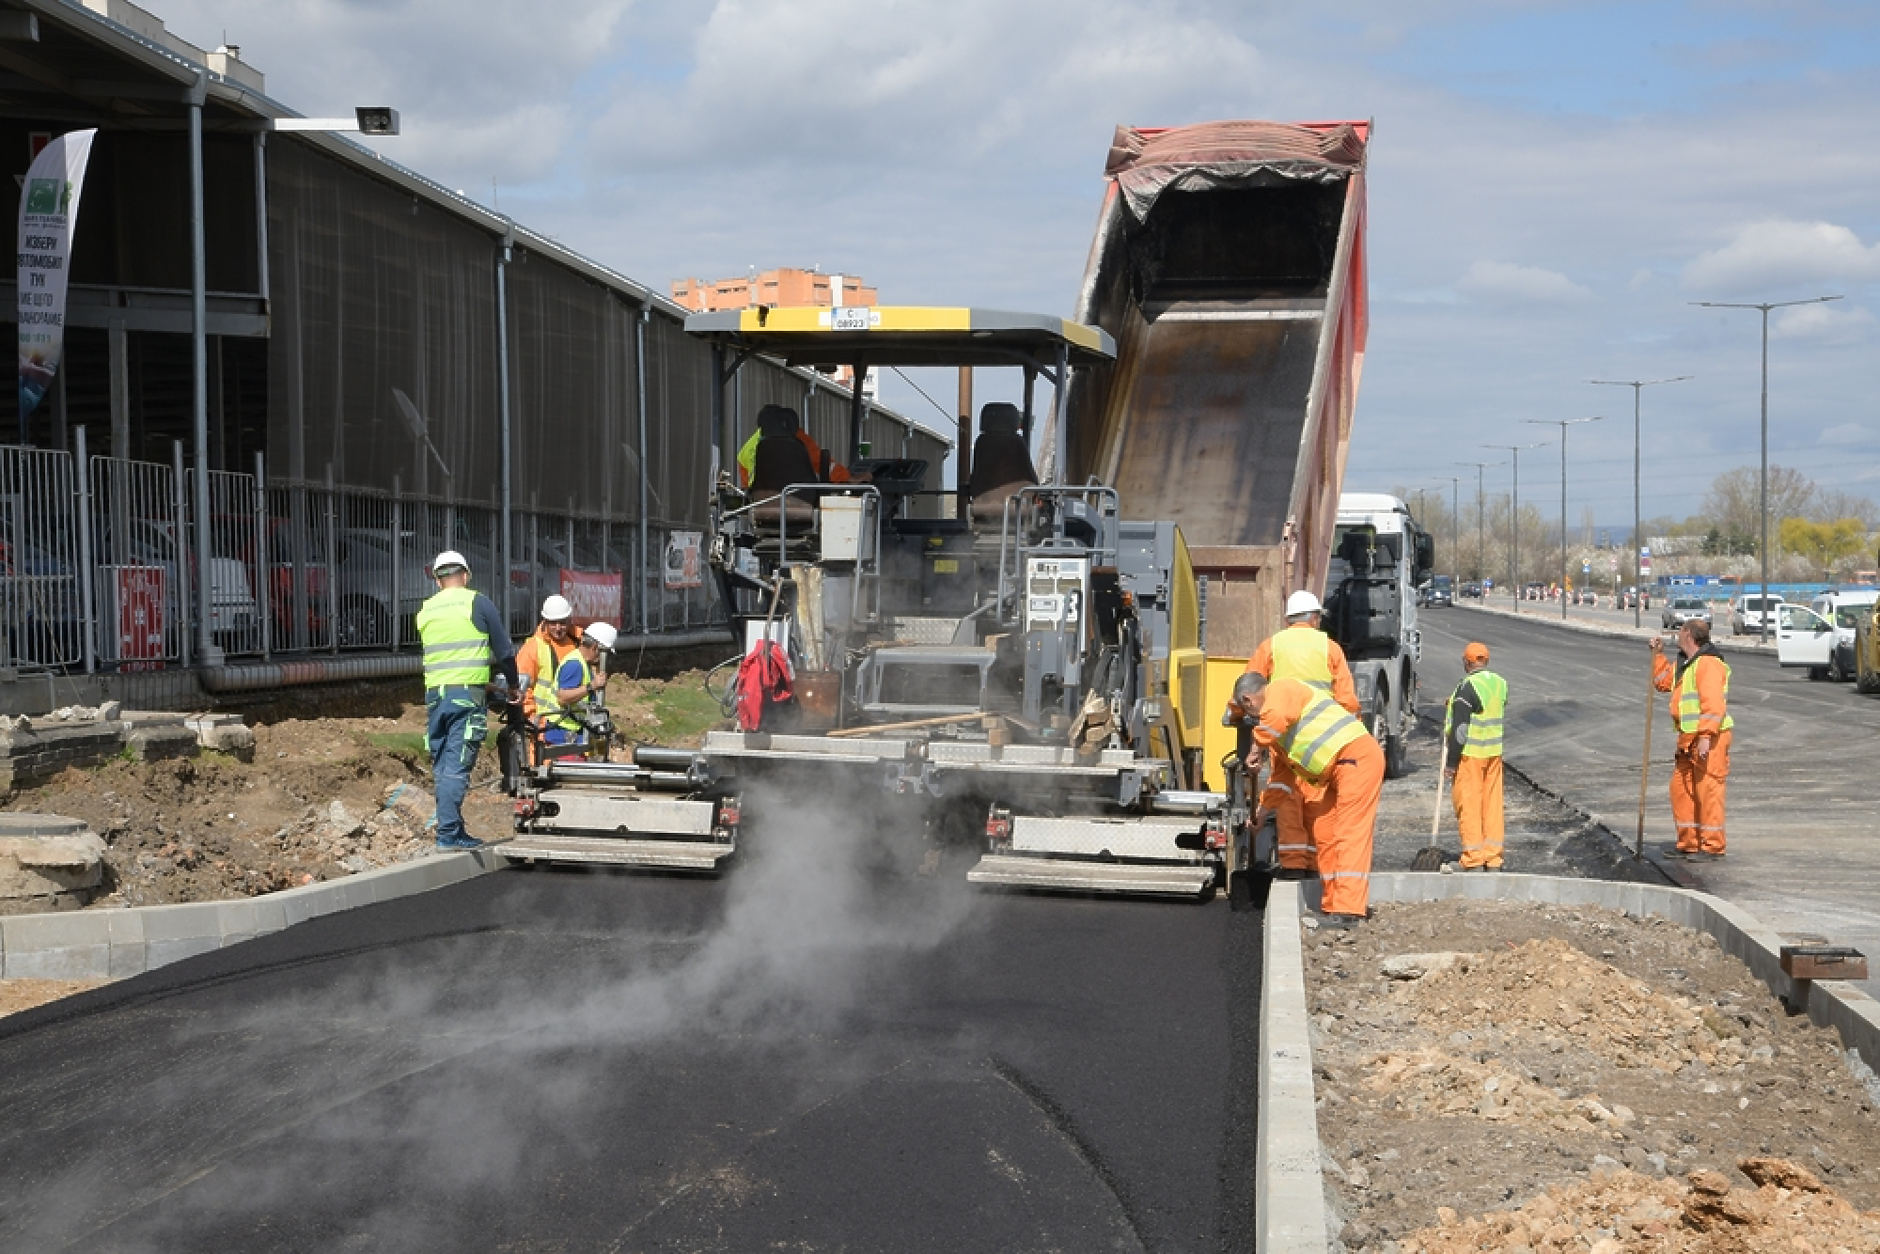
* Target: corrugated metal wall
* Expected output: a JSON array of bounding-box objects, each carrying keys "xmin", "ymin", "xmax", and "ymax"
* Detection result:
[{"xmin": 266, "ymin": 137, "xmax": 947, "ymax": 529}]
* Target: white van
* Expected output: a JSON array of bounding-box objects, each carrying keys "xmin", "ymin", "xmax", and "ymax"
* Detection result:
[{"xmin": 1776, "ymin": 588, "xmax": 1880, "ymax": 680}]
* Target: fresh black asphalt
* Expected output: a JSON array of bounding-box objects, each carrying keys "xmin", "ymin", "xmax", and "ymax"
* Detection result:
[{"xmin": 0, "ymin": 816, "xmax": 1262, "ymax": 1253}]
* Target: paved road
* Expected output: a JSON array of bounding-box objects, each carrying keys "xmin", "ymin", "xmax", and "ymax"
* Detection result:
[
  {"xmin": 0, "ymin": 813, "xmax": 1261, "ymax": 1254},
  {"xmin": 1421, "ymin": 604, "xmax": 1880, "ymax": 993}
]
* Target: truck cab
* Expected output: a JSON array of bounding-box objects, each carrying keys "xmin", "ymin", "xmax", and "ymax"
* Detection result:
[{"xmin": 1326, "ymin": 493, "xmax": 1432, "ymax": 777}]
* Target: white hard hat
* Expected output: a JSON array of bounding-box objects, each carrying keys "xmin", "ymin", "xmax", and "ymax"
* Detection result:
[
  {"xmin": 431, "ymin": 550, "xmax": 468, "ymax": 576},
  {"xmin": 583, "ymin": 621, "xmax": 619, "ymax": 650},
  {"xmin": 1285, "ymin": 590, "xmax": 1323, "ymax": 618},
  {"xmin": 540, "ymin": 594, "xmax": 574, "ymax": 621}
]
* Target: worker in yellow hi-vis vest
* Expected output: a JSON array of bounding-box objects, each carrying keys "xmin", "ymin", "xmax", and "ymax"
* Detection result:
[
  {"xmin": 1233, "ymin": 589, "xmax": 1359, "ymax": 878},
  {"xmin": 1443, "ymin": 642, "xmax": 1507, "ymax": 871}
]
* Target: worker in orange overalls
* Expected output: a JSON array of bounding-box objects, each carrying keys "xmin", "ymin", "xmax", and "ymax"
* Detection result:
[
  {"xmin": 1234, "ymin": 671, "xmax": 1383, "ymax": 928},
  {"xmin": 517, "ymin": 594, "xmax": 585, "ymax": 762},
  {"xmin": 1232, "ymin": 589, "xmax": 1360, "ymax": 878},
  {"xmin": 1443, "ymin": 642, "xmax": 1507, "ymax": 871},
  {"xmin": 1651, "ymin": 619, "xmax": 1731, "ymax": 858}
]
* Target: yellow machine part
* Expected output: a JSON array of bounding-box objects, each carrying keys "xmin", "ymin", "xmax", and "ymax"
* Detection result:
[
  {"xmin": 1162, "ymin": 529, "xmax": 1207, "ymax": 768},
  {"xmin": 1197, "ymin": 656, "xmax": 1250, "ymax": 792}
]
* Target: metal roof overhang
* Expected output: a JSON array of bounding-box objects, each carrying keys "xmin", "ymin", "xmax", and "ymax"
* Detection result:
[{"xmin": 684, "ymin": 307, "xmax": 1117, "ymax": 372}]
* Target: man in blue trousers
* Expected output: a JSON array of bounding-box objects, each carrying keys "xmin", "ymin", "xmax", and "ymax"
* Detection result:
[{"xmin": 415, "ymin": 550, "xmax": 518, "ymax": 850}]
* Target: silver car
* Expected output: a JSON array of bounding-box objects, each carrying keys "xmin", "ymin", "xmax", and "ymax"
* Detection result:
[
  {"xmin": 1730, "ymin": 593, "xmax": 1784, "ymax": 636},
  {"xmin": 1661, "ymin": 597, "xmax": 1711, "ymax": 630}
]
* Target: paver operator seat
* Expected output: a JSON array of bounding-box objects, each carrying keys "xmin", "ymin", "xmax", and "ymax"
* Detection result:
[
  {"xmin": 967, "ymin": 402, "xmax": 1038, "ymax": 521},
  {"xmin": 749, "ymin": 404, "xmax": 819, "ymax": 530}
]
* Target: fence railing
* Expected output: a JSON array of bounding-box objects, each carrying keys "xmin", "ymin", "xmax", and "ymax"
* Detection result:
[{"xmin": 0, "ymin": 439, "xmax": 723, "ymax": 675}]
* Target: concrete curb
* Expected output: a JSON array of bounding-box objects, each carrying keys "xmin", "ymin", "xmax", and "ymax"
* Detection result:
[
  {"xmin": 0, "ymin": 849, "xmax": 503, "ymax": 980},
  {"xmin": 1258, "ymin": 871, "xmax": 1880, "ymax": 1250},
  {"xmin": 1258, "ymin": 880, "xmax": 1328, "ymax": 1254}
]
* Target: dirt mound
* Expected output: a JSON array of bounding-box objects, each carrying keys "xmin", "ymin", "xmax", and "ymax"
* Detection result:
[
  {"xmin": 1400, "ymin": 1159, "xmax": 1880, "ymax": 1252},
  {"xmin": 1363, "ymin": 1047, "xmax": 1637, "ymax": 1135},
  {"xmin": 1404, "ymin": 936, "xmax": 1740, "ymax": 1073}
]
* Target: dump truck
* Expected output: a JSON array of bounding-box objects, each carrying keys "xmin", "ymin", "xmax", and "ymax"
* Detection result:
[
  {"xmin": 503, "ymin": 118, "xmax": 1374, "ymax": 897},
  {"xmin": 1327, "ymin": 492, "xmax": 1431, "ymax": 778}
]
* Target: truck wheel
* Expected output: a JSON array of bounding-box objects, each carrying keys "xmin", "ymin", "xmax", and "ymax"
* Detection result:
[
  {"xmin": 1860, "ymin": 663, "xmax": 1880, "ymax": 696},
  {"xmin": 1829, "ymin": 654, "xmax": 1848, "ymax": 683},
  {"xmin": 1376, "ymin": 690, "xmax": 1408, "ymax": 779}
]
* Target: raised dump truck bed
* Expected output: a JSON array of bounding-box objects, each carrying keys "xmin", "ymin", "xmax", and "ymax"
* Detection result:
[{"xmin": 1066, "ymin": 120, "xmax": 1370, "ymax": 659}]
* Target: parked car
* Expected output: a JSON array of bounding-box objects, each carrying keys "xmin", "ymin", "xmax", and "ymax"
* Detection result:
[
  {"xmin": 1423, "ymin": 574, "xmax": 1453, "ymax": 607},
  {"xmin": 93, "ymin": 516, "xmax": 257, "ymax": 645},
  {"xmin": 1730, "ymin": 593, "xmax": 1785, "ymax": 637},
  {"xmin": 1810, "ymin": 588, "xmax": 1880, "ymax": 682},
  {"xmin": 1660, "ymin": 597, "xmax": 1711, "ymax": 630},
  {"xmin": 1459, "ymin": 581, "xmax": 1483, "ymax": 599}
]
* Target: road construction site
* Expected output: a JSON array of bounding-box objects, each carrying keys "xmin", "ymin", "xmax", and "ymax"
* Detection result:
[{"xmin": 1, "ymin": 607, "xmax": 1877, "ymax": 1250}]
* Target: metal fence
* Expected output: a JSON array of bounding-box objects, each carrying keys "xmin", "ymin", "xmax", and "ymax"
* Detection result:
[{"xmin": 0, "ymin": 440, "xmax": 726, "ymax": 675}]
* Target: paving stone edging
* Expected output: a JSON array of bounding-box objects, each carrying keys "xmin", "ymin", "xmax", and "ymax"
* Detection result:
[
  {"xmin": 0, "ymin": 850, "xmax": 503, "ymax": 979},
  {"xmin": 1257, "ymin": 871, "xmax": 1880, "ymax": 1251},
  {"xmin": 1259, "ymin": 880, "xmax": 1329, "ymax": 1253}
]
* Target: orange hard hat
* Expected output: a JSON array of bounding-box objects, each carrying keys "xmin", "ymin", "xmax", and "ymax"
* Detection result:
[{"xmin": 1463, "ymin": 642, "xmax": 1490, "ymax": 665}]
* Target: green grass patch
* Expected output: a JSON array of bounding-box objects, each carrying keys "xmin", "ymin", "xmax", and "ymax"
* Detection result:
[
  {"xmin": 640, "ymin": 678, "xmax": 726, "ymax": 745},
  {"xmin": 366, "ymin": 731, "xmax": 431, "ymax": 758}
]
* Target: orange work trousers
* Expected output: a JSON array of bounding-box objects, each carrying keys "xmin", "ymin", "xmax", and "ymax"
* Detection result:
[
  {"xmin": 1671, "ymin": 729, "xmax": 1730, "ymax": 854},
  {"xmin": 1450, "ymin": 755, "xmax": 1504, "ymax": 869},
  {"xmin": 1305, "ymin": 734, "xmax": 1385, "ymax": 917},
  {"xmin": 1263, "ymin": 755, "xmax": 1316, "ymax": 872}
]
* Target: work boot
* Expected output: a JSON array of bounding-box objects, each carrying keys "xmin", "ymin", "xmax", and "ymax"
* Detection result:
[{"xmin": 436, "ymin": 834, "xmax": 485, "ymax": 851}]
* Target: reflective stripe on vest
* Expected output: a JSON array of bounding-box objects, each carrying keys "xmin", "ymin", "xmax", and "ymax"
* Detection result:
[
  {"xmin": 1278, "ymin": 691, "xmax": 1367, "ymax": 779},
  {"xmin": 529, "ymin": 635, "xmax": 563, "ymax": 713},
  {"xmin": 416, "ymin": 587, "xmax": 491, "ymax": 688},
  {"xmin": 1269, "ymin": 625, "xmax": 1335, "ymax": 693},
  {"xmin": 1677, "ymin": 655, "xmax": 1734, "ymax": 734},
  {"xmin": 535, "ymin": 652, "xmax": 593, "ymax": 732},
  {"xmin": 1451, "ymin": 670, "xmax": 1507, "ymax": 759}
]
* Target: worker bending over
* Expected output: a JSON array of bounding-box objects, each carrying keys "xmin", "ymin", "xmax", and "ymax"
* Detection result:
[
  {"xmin": 1235, "ymin": 589, "xmax": 1360, "ymax": 877},
  {"xmin": 1443, "ymin": 641, "xmax": 1507, "ymax": 871},
  {"xmin": 416, "ymin": 550, "xmax": 517, "ymax": 851},
  {"xmin": 1234, "ymin": 670, "xmax": 1383, "ymax": 929},
  {"xmin": 538, "ymin": 621, "xmax": 619, "ymax": 753},
  {"xmin": 1651, "ymin": 620, "xmax": 1731, "ymax": 859}
]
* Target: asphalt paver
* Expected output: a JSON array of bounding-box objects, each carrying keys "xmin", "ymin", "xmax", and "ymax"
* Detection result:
[{"xmin": 0, "ymin": 810, "xmax": 1261, "ymax": 1254}]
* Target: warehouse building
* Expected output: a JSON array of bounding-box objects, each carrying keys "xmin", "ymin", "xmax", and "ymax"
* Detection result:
[{"xmin": 0, "ymin": 0, "xmax": 946, "ymax": 705}]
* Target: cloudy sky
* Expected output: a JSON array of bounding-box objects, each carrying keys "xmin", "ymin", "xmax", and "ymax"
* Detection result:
[{"xmin": 163, "ymin": 0, "xmax": 1880, "ymax": 523}]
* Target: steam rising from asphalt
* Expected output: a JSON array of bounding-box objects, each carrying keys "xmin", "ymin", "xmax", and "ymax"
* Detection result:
[{"xmin": 12, "ymin": 776, "xmax": 984, "ymax": 1251}]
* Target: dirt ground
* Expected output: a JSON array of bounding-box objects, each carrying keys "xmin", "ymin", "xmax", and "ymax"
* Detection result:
[
  {"xmin": 51, "ymin": 670, "xmax": 724, "ymax": 909},
  {"xmin": 1309, "ymin": 898, "xmax": 1880, "ymax": 1251}
]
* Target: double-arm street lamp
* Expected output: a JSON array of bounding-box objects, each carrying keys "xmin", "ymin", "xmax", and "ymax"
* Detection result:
[
  {"xmin": 1484, "ymin": 442, "xmax": 1547, "ymax": 612},
  {"xmin": 1690, "ymin": 295, "xmax": 1842, "ymax": 641},
  {"xmin": 1588, "ymin": 376, "xmax": 1691, "ymax": 628},
  {"xmin": 1525, "ymin": 417, "xmax": 1602, "ymax": 619}
]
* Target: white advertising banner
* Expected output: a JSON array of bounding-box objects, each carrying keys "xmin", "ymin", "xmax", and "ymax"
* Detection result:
[{"xmin": 16, "ymin": 128, "xmax": 96, "ymax": 421}]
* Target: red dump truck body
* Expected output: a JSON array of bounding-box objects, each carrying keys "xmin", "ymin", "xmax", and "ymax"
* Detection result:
[{"xmin": 1065, "ymin": 119, "xmax": 1369, "ymax": 658}]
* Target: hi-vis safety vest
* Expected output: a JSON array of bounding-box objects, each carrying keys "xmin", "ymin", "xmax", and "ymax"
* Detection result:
[
  {"xmin": 416, "ymin": 586, "xmax": 491, "ymax": 689},
  {"xmin": 534, "ymin": 652, "xmax": 592, "ymax": 733},
  {"xmin": 1676, "ymin": 655, "xmax": 1734, "ymax": 735},
  {"xmin": 528, "ymin": 635, "xmax": 576, "ymax": 718},
  {"xmin": 1269, "ymin": 626, "xmax": 1334, "ymax": 692},
  {"xmin": 1445, "ymin": 670, "xmax": 1507, "ymax": 759},
  {"xmin": 1278, "ymin": 690, "xmax": 1367, "ymax": 780}
]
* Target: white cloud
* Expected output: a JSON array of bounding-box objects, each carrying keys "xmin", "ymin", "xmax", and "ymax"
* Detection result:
[
  {"xmin": 1681, "ymin": 220, "xmax": 1880, "ymax": 294},
  {"xmin": 1456, "ymin": 260, "xmax": 1593, "ymax": 305},
  {"xmin": 1771, "ymin": 301, "xmax": 1874, "ymax": 343},
  {"xmin": 1818, "ymin": 422, "xmax": 1876, "ymax": 447}
]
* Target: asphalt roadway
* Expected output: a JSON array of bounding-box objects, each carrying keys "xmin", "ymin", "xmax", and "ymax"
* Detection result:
[
  {"xmin": 1421, "ymin": 603, "xmax": 1880, "ymax": 996},
  {"xmin": 0, "ymin": 811, "xmax": 1262, "ymax": 1254}
]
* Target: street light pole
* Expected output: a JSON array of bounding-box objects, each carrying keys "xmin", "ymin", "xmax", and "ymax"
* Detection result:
[
  {"xmin": 1526, "ymin": 417, "xmax": 1602, "ymax": 619},
  {"xmin": 1485, "ymin": 443, "xmax": 1546, "ymax": 613},
  {"xmin": 1441, "ymin": 475, "xmax": 1460, "ymax": 581},
  {"xmin": 1590, "ymin": 376, "xmax": 1692, "ymax": 628},
  {"xmin": 1458, "ymin": 461, "xmax": 1498, "ymax": 584},
  {"xmin": 1691, "ymin": 295, "xmax": 1842, "ymax": 641}
]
